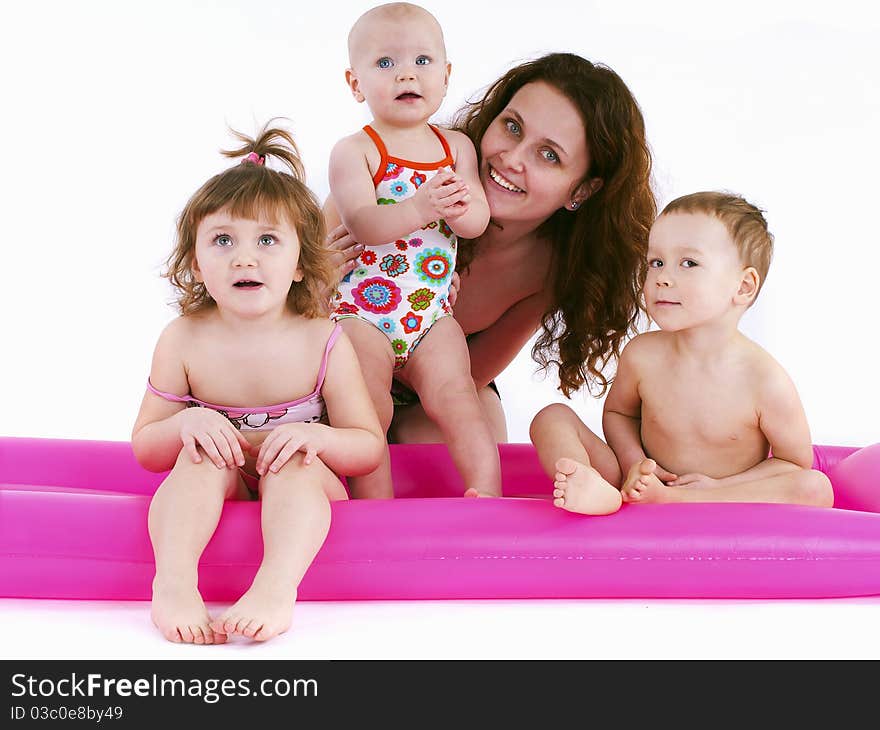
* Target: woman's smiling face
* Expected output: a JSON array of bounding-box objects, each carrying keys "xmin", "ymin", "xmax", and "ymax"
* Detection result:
[{"xmin": 479, "ymin": 81, "xmax": 593, "ymax": 229}]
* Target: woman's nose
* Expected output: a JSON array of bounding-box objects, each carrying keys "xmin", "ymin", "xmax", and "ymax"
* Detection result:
[{"xmin": 499, "ymin": 144, "xmax": 525, "ymax": 172}]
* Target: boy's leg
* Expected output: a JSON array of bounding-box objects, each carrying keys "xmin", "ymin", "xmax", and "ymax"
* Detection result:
[
  {"xmin": 399, "ymin": 316, "xmax": 502, "ymax": 496},
  {"xmin": 529, "ymin": 403, "xmax": 623, "ymax": 515},
  {"xmin": 339, "ymin": 318, "xmax": 395, "ymax": 499},
  {"xmin": 631, "ymin": 464, "xmax": 834, "ymax": 506},
  {"xmin": 148, "ymin": 449, "xmax": 241, "ymax": 644},
  {"xmin": 211, "ymin": 454, "xmax": 344, "ymax": 641}
]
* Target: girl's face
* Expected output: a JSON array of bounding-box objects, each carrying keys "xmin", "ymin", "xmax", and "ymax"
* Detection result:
[
  {"xmin": 480, "ymin": 81, "xmax": 594, "ymax": 230},
  {"xmin": 192, "ymin": 208, "xmax": 303, "ymax": 319}
]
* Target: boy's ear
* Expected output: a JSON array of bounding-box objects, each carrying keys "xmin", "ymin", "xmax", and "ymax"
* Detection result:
[
  {"xmin": 345, "ymin": 68, "xmax": 365, "ymax": 103},
  {"xmin": 735, "ymin": 266, "xmax": 760, "ymax": 305}
]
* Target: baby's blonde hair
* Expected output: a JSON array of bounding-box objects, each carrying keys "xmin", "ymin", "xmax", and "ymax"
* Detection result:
[
  {"xmin": 661, "ymin": 191, "xmax": 774, "ymax": 298},
  {"xmin": 164, "ymin": 120, "xmax": 334, "ymax": 317}
]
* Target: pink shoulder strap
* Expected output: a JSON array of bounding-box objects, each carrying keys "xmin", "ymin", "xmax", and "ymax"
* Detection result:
[{"xmin": 314, "ymin": 323, "xmax": 344, "ymax": 392}]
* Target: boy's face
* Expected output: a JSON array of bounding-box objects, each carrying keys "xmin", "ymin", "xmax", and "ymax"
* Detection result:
[
  {"xmin": 346, "ymin": 10, "xmax": 450, "ymax": 127},
  {"xmin": 644, "ymin": 212, "xmax": 753, "ymax": 331}
]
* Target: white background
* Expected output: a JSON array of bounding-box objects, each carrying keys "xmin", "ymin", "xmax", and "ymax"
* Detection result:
[{"xmin": 1, "ymin": 0, "xmax": 879, "ymax": 659}]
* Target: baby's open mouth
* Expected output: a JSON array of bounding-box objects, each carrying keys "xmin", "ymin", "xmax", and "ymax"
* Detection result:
[{"xmin": 396, "ymin": 92, "xmax": 422, "ymax": 100}]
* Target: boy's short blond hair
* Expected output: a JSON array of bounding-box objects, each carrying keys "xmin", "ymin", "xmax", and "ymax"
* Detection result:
[{"xmin": 661, "ymin": 191, "xmax": 774, "ymax": 297}]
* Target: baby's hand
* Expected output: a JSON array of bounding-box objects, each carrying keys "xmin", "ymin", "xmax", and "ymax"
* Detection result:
[
  {"xmin": 177, "ymin": 408, "xmax": 250, "ymax": 469},
  {"xmin": 412, "ymin": 168, "xmax": 470, "ymax": 223},
  {"xmin": 255, "ymin": 423, "xmax": 326, "ymax": 475},
  {"xmin": 666, "ymin": 473, "xmax": 718, "ymax": 489}
]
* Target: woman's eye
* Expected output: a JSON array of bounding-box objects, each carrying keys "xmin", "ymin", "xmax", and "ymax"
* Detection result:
[
  {"xmin": 377, "ymin": 57, "xmax": 393, "ymax": 69},
  {"xmin": 258, "ymin": 235, "xmax": 276, "ymax": 247},
  {"xmin": 505, "ymin": 119, "xmax": 521, "ymax": 136},
  {"xmin": 214, "ymin": 234, "xmax": 233, "ymax": 247},
  {"xmin": 541, "ymin": 149, "xmax": 559, "ymax": 164},
  {"xmin": 415, "ymin": 55, "xmax": 430, "ymax": 65}
]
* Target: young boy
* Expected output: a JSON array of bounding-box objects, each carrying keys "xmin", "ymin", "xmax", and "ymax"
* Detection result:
[{"xmin": 529, "ymin": 191, "xmax": 834, "ymax": 514}]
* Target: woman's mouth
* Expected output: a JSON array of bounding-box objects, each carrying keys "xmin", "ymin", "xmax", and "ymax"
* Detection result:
[{"xmin": 488, "ymin": 165, "xmax": 525, "ymax": 194}]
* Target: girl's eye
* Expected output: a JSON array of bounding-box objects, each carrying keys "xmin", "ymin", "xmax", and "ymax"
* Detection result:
[
  {"xmin": 377, "ymin": 57, "xmax": 393, "ymax": 69},
  {"xmin": 504, "ymin": 119, "xmax": 521, "ymax": 136},
  {"xmin": 214, "ymin": 234, "xmax": 233, "ymax": 247},
  {"xmin": 648, "ymin": 259, "xmax": 663, "ymax": 268},
  {"xmin": 258, "ymin": 235, "xmax": 276, "ymax": 247},
  {"xmin": 415, "ymin": 55, "xmax": 430, "ymax": 65},
  {"xmin": 682, "ymin": 259, "xmax": 698, "ymax": 268},
  {"xmin": 541, "ymin": 149, "xmax": 560, "ymax": 164}
]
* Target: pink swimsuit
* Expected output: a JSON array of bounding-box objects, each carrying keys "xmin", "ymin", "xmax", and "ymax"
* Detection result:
[{"xmin": 147, "ymin": 324, "xmax": 342, "ymax": 430}]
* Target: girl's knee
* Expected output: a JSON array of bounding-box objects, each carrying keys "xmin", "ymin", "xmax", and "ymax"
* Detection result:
[
  {"xmin": 529, "ymin": 403, "xmax": 578, "ymax": 440},
  {"xmin": 262, "ymin": 453, "xmax": 347, "ymax": 501}
]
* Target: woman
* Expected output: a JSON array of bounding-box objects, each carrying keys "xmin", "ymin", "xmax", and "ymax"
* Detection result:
[{"xmin": 326, "ymin": 52, "xmax": 654, "ymax": 486}]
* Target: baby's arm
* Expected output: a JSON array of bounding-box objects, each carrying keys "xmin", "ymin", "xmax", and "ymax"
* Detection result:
[
  {"xmin": 132, "ymin": 320, "xmax": 249, "ymax": 472},
  {"xmin": 266, "ymin": 329, "xmax": 384, "ymax": 476},
  {"xmin": 329, "ymin": 134, "xmax": 465, "ymax": 247},
  {"xmin": 442, "ymin": 130, "xmax": 490, "ymax": 239}
]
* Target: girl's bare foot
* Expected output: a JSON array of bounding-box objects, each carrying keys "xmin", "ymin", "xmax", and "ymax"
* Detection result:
[
  {"xmin": 552, "ymin": 458, "xmax": 622, "ymax": 515},
  {"xmin": 151, "ymin": 580, "xmax": 226, "ymax": 644},
  {"xmin": 464, "ymin": 487, "xmax": 501, "ymax": 498},
  {"xmin": 210, "ymin": 583, "xmax": 297, "ymax": 642}
]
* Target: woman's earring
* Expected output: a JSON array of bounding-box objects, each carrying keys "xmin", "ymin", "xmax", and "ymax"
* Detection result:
[{"xmin": 569, "ymin": 200, "xmax": 580, "ymax": 210}]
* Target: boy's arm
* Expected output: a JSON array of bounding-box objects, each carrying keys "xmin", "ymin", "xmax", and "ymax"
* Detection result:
[
  {"xmin": 309, "ymin": 329, "xmax": 385, "ymax": 476},
  {"xmin": 329, "ymin": 135, "xmax": 434, "ymax": 247},
  {"xmin": 602, "ymin": 338, "xmax": 652, "ymax": 477},
  {"xmin": 443, "ymin": 130, "xmax": 490, "ymax": 239}
]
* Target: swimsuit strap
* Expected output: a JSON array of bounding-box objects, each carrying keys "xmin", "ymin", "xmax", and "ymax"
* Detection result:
[
  {"xmin": 314, "ymin": 323, "xmax": 344, "ymax": 392},
  {"xmin": 362, "ymin": 124, "xmax": 455, "ymax": 187}
]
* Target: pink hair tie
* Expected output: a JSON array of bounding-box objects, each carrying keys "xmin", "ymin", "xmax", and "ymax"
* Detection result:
[{"xmin": 243, "ymin": 152, "xmax": 265, "ymax": 166}]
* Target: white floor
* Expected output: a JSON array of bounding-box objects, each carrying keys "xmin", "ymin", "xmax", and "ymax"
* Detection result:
[{"xmin": 3, "ymin": 597, "xmax": 879, "ymax": 660}]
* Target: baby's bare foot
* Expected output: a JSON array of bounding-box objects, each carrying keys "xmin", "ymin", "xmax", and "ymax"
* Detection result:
[
  {"xmin": 210, "ymin": 584, "xmax": 297, "ymax": 642},
  {"xmin": 463, "ymin": 487, "xmax": 501, "ymax": 498},
  {"xmin": 151, "ymin": 580, "xmax": 226, "ymax": 645},
  {"xmin": 621, "ymin": 459, "xmax": 676, "ymax": 504},
  {"xmin": 552, "ymin": 458, "xmax": 622, "ymax": 515}
]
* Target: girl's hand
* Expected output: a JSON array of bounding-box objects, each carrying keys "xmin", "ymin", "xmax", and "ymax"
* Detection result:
[
  {"xmin": 326, "ymin": 224, "xmax": 364, "ymax": 282},
  {"xmin": 256, "ymin": 423, "xmax": 326, "ymax": 475},
  {"xmin": 177, "ymin": 408, "xmax": 250, "ymax": 469},
  {"xmin": 666, "ymin": 473, "xmax": 718, "ymax": 489},
  {"xmin": 413, "ymin": 168, "xmax": 470, "ymax": 223}
]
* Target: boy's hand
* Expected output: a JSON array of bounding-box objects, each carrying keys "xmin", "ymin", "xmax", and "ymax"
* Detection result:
[
  {"xmin": 256, "ymin": 423, "xmax": 326, "ymax": 475},
  {"xmin": 666, "ymin": 473, "xmax": 718, "ymax": 489},
  {"xmin": 177, "ymin": 408, "xmax": 250, "ymax": 469},
  {"xmin": 412, "ymin": 168, "xmax": 470, "ymax": 224}
]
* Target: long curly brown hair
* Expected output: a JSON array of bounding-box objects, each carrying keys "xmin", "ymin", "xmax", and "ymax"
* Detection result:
[
  {"xmin": 165, "ymin": 120, "xmax": 334, "ymax": 318},
  {"xmin": 453, "ymin": 53, "xmax": 655, "ymax": 397}
]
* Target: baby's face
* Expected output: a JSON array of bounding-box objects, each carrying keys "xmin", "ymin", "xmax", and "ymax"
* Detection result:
[
  {"xmin": 346, "ymin": 9, "xmax": 450, "ymax": 126},
  {"xmin": 644, "ymin": 212, "xmax": 748, "ymax": 331}
]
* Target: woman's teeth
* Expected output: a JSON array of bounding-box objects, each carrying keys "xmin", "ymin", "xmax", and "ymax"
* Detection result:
[{"xmin": 489, "ymin": 166, "xmax": 524, "ymax": 193}]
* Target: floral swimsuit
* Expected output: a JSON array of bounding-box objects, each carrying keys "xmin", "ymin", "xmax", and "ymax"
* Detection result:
[{"xmin": 331, "ymin": 124, "xmax": 456, "ymax": 370}]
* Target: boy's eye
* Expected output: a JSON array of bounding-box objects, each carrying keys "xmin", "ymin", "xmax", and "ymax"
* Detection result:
[
  {"xmin": 415, "ymin": 55, "xmax": 431, "ymax": 65},
  {"xmin": 258, "ymin": 235, "xmax": 276, "ymax": 247},
  {"xmin": 682, "ymin": 259, "xmax": 698, "ymax": 268},
  {"xmin": 504, "ymin": 119, "xmax": 521, "ymax": 136},
  {"xmin": 541, "ymin": 149, "xmax": 559, "ymax": 164},
  {"xmin": 214, "ymin": 234, "xmax": 233, "ymax": 247},
  {"xmin": 377, "ymin": 57, "xmax": 393, "ymax": 69}
]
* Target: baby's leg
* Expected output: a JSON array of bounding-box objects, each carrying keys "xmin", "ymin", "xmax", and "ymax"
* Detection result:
[
  {"xmin": 400, "ymin": 317, "xmax": 501, "ymax": 497},
  {"xmin": 339, "ymin": 318, "xmax": 396, "ymax": 499},
  {"xmin": 148, "ymin": 449, "xmax": 242, "ymax": 644},
  {"xmin": 211, "ymin": 453, "xmax": 345, "ymax": 641},
  {"xmin": 529, "ymin": 403, "xmax": 622, "ymax": 515}
]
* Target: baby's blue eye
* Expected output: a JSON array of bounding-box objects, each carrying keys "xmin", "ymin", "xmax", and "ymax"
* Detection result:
[
  {"xmin": 258, "ymin": 235, "xmax": 276, "ymax": 247},
  {"xmin": 505, "ymin": 119, "xmax": 521, "ymax": 136},
  {"xmin": 214, "ymin": 234, "xmax": 233, "ymax": 247},
  {"xmin": 415, "ymin": 55, "xmax": 430, "ymax": 65},
  {"xmin": 377, "ymin": 57, "xmax": 393, "ymax": 69}
]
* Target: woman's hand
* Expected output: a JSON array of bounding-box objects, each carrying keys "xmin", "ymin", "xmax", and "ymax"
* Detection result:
[
  {"xmin": 177, "ymin": 408, "xmax": 250, "ymax": 469},
  {"xmin": 326, "ymin": 224, "xmax": 364, "ymax": 282},
  {"xmin": 255, "ymin": 423, "xmax": 327, "ymax": 475},
  {"xmin": 447, "ymin": 271, "xmax": 460, "ymax": 311}
]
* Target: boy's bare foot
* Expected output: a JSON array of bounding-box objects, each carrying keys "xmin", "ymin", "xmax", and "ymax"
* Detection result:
[
  {"xmin": 552, "ymin": 457, "xmax": 622, "ymax": 515},
  {"xmin": 621, "ymin": 459, "xmax": 678, "ymax": 504},
  {"xmin": 463, "ymin": 487, "xmax": 501, "ymax": 498},
  {"xmin": 151, "ymin": 580, "xmax": 226, "ymax": 644},
  {"xmin": 210, "ymin": 583, "xmax": 297, "ymax": 642}
]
